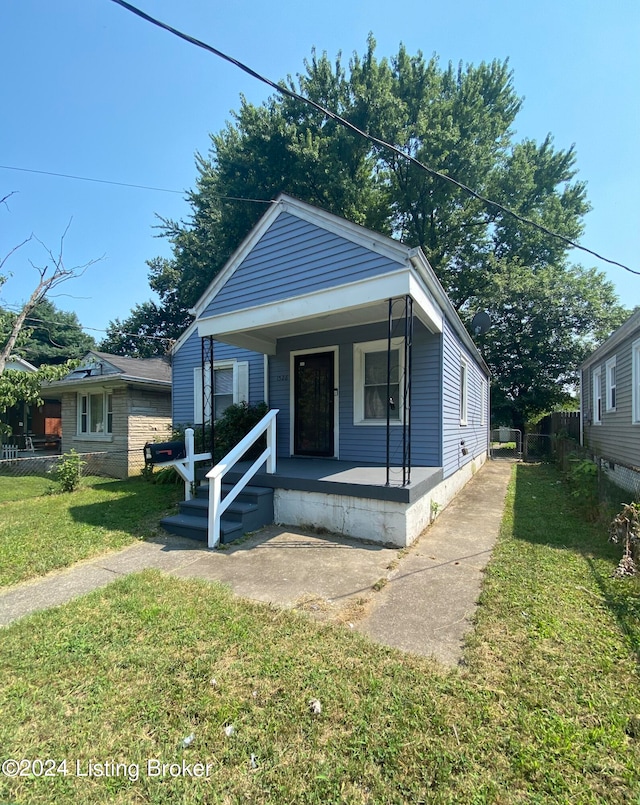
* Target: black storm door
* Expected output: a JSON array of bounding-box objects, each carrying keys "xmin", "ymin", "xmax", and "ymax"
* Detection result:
[{"xmin": 293, "ymin": 352, "xmax": 335, "ymax": 457}]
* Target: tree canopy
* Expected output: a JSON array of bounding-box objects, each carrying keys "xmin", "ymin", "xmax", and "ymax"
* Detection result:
[
  {"xmin": 104, "ymin": 37, "xmax": 627, "ymax": 428},
  {"xmin": 0, "ymin": 299, "xmax": 95, "ymax": 367}
]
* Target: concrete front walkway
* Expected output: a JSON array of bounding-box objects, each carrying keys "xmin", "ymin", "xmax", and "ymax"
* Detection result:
[{"xmin": 0, "ymin": 461, "xmax": 513, "ymax": 665}]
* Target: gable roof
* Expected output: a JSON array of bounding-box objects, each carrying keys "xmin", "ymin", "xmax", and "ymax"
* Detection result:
[
  {"xmin": 45, "ymin": 350, "xmax": 171, "ymax": 392},
  {"xmin": 173, "ymin": 194, "xmax": 488, "ymax": 375},
  {"xmin": 6, "ymin": 355, "xmax": 38, "ymax": 372}
]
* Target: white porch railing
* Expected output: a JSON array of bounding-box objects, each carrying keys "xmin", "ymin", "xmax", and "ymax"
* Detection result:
[
  {"xmin": 160, "ymin": 428, "xmax": 212, "ymax": 502},
  {"xmin": 206, "ymin": 408, "xmax": 278, "ymax": 549}
]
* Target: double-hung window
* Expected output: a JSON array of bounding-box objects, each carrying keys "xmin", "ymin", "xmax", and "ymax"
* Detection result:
[
  {"xmin": 78, "ymin": 391, "xmax": 113, "ymax": 435},
  {"xmin": 606, "ymin": 357, "xmax": 617, "ymax": 412},
  {"xmin": 592, "ymin": 368, "xmax": 602, "ymax": 425},
  {"xmin": 193, "ymin": 360, "xmax": 249, "ymax": 424},
  {"xmin": 633, "ymin": 340, "xmax": 640, "ymax": 424},
  {"xmin": 353, "ymin": 339, "xmax": 403, "ymax": 425}
]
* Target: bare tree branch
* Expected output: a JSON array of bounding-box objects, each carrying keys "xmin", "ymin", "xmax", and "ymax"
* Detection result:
[{"xmin": 0, "ymin": 219, "xmax": 102, "ymax": 375}]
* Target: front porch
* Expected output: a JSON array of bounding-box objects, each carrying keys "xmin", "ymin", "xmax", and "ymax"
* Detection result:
[{"xmin": 225, "ymin": 458, "xmax": 443, "ymax": 504}]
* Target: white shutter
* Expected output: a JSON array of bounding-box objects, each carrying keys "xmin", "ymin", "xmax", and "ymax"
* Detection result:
[{"xmin": 236, "ymin": 361, "xmax": 249, "ymax": 403}]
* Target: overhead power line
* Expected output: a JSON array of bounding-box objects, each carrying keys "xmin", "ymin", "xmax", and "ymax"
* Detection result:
[
  {"xmin": 0, "ymin": 164, "xmax": 274, "ymax": 205},
  {"xmin": 109, "ymin": 0, "xmax": 639, "ymax": 277},
  {"xmin": 0, "ymin": 164, "xmax": 183, "ymax": 195}
]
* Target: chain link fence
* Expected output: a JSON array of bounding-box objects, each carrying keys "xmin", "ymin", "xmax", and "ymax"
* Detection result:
[
  {"xmin": 490, "ymin": 428, "xmax": 522, "ymax": 459},
  {"xmin": 0, "ymin": 448, "xmax": 147, "ymax": 480}
]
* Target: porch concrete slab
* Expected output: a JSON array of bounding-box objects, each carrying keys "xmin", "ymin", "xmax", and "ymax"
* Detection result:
[
  {"xmin": 356, "ymin": 460, "xmax": 513, "ymax": 665},
  {"xmin": 169, "ymin": 526, "xmax": 399, "ymax": 608}
]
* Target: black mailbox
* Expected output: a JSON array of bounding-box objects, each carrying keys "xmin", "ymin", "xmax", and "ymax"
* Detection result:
[{"xmin": 144, "ymin": 440, "xmax": 186, "ymax": 464}]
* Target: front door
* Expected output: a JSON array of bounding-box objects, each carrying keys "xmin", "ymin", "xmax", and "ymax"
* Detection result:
[{"xmin": 293, "ymin": 351, "xmax": 335, "ymax": 457}]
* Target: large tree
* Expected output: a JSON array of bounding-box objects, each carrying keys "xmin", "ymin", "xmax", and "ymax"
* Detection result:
[
  {"xmin": 0, "ymin": 299, "xmax": 95, "ymax": 366},
  {"xmin": 107, "ymin": 38, "xmax": 626, "ymax": 425}
]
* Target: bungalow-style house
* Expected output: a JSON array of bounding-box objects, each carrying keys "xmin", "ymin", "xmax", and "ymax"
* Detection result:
[
  {"xmin": 44, "ymin": 351, "xmax": 172, "ymax": 478},
  {"xmin": 164, "ymin": 195, "xmax": 490, "ymax": 548},
  {"xmin": 580, "ymin": 308, "xmax": 640, "ymax": 494}
]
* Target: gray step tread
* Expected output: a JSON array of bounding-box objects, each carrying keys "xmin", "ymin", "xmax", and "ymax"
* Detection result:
[
  {"xmin": 196, "ymin": 483, "xmax": 273, "ymax": 500},
  {"xmin": 160, "ymin": 513, "xmax": 242, "ymax": 536},
  {"xmin": 181, "ymin": 497, "xmax": 258, "ymax": 517}
]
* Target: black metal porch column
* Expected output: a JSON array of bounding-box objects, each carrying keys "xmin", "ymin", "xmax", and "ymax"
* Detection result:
[
  {"xmin": 386, "ymin": 298, "xmax": 393, "ymax": 486},
  {"xmin": 403, "ymin": 295, "xmax": 413, "ymax": 486},
  {"xmin": 201, "ymin": 336, "xmax": 214, "ymax": 458}
]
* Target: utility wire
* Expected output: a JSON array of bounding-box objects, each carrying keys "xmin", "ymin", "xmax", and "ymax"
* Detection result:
[
  {"xmin": 0, "ymin": 164, "xmax": 274, "ymax": 204},
  {"xmin": 109, "ymin": 0, "xmax": 639, "ymax": 277}
]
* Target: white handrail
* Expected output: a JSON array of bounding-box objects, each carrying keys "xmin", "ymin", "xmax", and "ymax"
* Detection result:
[
  {"xmin": 162, "ymin": 428, "xmax": 212, "ymax": 501},
  {"xmin": 206, "ymin": 408, "xmax": 278, "ymax": 548}
]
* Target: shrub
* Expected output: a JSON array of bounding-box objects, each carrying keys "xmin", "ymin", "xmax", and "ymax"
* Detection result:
[
  {"xmin": 609, "ymin": 501, "xmax": 640, "ymax": 577},
  {"xmin": 52, "ymin": 450, "xmax": 85, "ymax": 493}
]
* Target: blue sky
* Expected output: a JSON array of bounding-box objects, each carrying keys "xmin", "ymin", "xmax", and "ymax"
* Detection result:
[{"xmin": 1, "ymin": 0, "xmax": 639, "ymax": 344}]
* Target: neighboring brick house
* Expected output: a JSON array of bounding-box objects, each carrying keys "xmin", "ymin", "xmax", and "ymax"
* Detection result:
[{"xmin": 44, "ymin": 351, "xmax": 172, "ymax": 478}]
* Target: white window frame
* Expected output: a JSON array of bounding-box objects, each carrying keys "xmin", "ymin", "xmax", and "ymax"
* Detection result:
[
  {"xmin": 76, "ymin": 390, "xmax": 113, "ymax": 439},
  {"xmin": 193, "ymin": 360, "xmax": 249, "ymax": 424},
  {"xmin": 605, "ymin": 357, "xmax": 617, "ymax": 412},
  {"xmin": 592, "ymin": 367, "xmax": 602, "ymax": 425},
  {"xmin": 353, "ymin": 338, "xmax": 405, "ymax": 426},
  {"xmin": 481, "ymin": 378, "xmax": 487, "ymax": 426},
  {"xmin": 633, "ymin": 339, "xmax": 640, "ymax": 424},
  {"xmin": 460, "ymin": 359, "xmax": 469, "ymax": 426}
]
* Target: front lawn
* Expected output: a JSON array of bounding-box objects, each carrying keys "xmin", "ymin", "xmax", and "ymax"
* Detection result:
[
  {"xmin": 0, "ymin": 463, "xmax": 638, "ymax": 803},
  {"xmin": 0, "ymin": 476, "xmax": 182, "ymax": 588},
  {"xmin": 0, "ymin": 474, "xmax": 52, "ymax": 503}
]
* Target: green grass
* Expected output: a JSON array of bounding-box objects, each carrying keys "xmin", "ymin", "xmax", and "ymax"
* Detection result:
[
  {"xmin": 0, "ymin": 476, "xmax": 182, "ymax": 588},
  {"xmin": 0, "ymin": 463, "xmax": 639, "ymax": 803},
  {"xmin": 0, "ymin": 474, "xmax": 53, "ymax": 503}
]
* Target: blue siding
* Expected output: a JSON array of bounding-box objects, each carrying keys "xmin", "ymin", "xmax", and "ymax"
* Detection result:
[
  {"xmin": 270, "ymin": 320, "xmax": 441, "ymax": 465},
  {"xmin": 203, "ymin": 212, "xmax": 404, "ymax": 317},
  {"xmin": 442, "ymin": 317, "xmax": 489, "ymax": 477},
  {"xmin": 172, "ymin": 329, "xmax": 265, "ymax": 426}
]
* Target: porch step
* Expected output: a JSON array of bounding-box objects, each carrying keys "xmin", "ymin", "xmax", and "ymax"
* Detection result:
[
  {"xmin": 159, "ymin": 513, "xmax": 242, "ymax": 544},
  {"xmin": 160, "ymin": 483, "xmax": 274, "ymax": 546}
]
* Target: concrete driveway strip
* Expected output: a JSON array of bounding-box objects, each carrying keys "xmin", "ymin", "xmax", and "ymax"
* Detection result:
[{"xmin": 356, "ymin": 460, "xmax": 513, "ymax": 665}]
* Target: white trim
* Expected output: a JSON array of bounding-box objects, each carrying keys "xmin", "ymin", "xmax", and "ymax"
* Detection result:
[
  {"xmin": 633, "ymin": 339, "xmax": 640, "ymax": 424},
  {"xmin": 481, "ymin": 378, "xmax": 487, "ymax": 426},
  {"xmin": 196, "ymin": 269, "xmax": 443, "ymax": 349},
  {"xmin": 289, "ymin": 346, "xmax": 339, "ymax": 458},
  {"xmin": 353, "ymin": 338, "xmax": 405, "ymax": 426},
  {"xmin": 263, "ymin": 354, "xmax": 270, "ymax": 406},
  {"xmin": 605, "ymin": 356, "xmax": 617, "ymax": 412},
  {"xmin": 77, "ymin": 390, "xmax": 113, "ymax": 436},
  {"xmin": 193, "ymin": 359, "xmax": 247, "ymax": 423},
  {"xmin": 460, "ymin": 359, "xmax": 469, "ymax": 426},
  {"xmin": 592, "ymin": 366, "xmax": 602, "ymax": 425}
]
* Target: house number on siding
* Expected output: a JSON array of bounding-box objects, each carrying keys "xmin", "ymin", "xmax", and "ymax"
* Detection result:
[{"xmin": 275, "ymin": 374, "xmax": 289, "ymax": 382}]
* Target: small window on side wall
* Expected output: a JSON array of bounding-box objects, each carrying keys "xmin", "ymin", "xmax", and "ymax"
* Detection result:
[
  {"xmin": 606, "ymin": 357, "xmax": 616, "ymax": 412},
  {"xmin": 592, "ymin": 368, "xmax": 602, "ymax": 425}
]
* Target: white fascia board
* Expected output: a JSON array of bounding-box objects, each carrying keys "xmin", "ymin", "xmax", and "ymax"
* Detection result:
[
  {"xmin": 408, "ymin": 274, "xmax": 443, "ymax": 334},
  {"xmin": 196, "ymin": 269, "xmax": 443, "ymax": 350}
]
